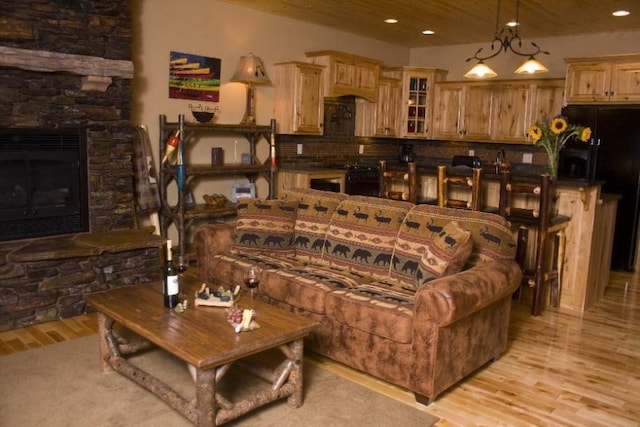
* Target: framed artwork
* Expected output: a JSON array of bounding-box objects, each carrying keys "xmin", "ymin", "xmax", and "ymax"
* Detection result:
[{"xmin": 169, "ymin": 51, "xmax": 221, "ymax": 102}]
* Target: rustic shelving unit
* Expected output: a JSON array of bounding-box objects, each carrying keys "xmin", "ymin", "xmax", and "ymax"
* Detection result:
[{"xmin": 158, "ymin": 114, "xmax": 276, "ymax": 261}]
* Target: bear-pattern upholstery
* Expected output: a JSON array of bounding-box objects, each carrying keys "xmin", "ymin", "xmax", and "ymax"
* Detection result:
[{"xmin": 194, "ymin": 188, "xmax": 522, "ymax": 404}]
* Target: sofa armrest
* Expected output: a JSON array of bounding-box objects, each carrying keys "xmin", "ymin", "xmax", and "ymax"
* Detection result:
[
  {"xmin": 414, "ymin": 260, "xmax": 522, "ymax": 327},
  {"xmin": 193, "ymin": 222, "xmax": 236, "ymax": 278}
]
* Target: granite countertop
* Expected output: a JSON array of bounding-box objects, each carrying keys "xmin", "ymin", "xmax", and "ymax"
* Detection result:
[{"xmin": 279, "ymin": 161, "xmax": 603, "ymax": 188}]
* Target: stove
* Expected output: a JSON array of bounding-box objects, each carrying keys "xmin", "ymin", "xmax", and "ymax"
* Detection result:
[{"xmin": 344, "ymin": 164, "xmax": 380, "ymax": 196}]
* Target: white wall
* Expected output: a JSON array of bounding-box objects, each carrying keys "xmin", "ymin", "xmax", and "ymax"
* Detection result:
[{"xmin": 410, "ymin": 30, "xmax": 640, "ymax": 80}]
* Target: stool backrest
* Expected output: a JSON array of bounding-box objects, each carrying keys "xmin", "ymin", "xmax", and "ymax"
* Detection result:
[
  {"xmin": 379, "ymin": 160, "xmax": 418, "ymax": 204},
  {"xmin": 437, "ymin": 165, "xmax": 482, "ymax": 211}
]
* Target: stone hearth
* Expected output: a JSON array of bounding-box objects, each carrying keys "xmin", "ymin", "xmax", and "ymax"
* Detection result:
[{"xmin": 0, "ymin": 0, "xmax": 162, "ymax": 330}]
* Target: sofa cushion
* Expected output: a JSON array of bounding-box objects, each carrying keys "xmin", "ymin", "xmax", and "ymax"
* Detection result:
[
  {"xmin": 391, "ymin": 211, "xmax": 473, "ymax": 287},
  {"xmin": 322, "ymin": 196, "xmax": 413, "ymax": 278},
  {"xmin": 233, "ymin": 198, "xmax": 298, "ymax": 255},
  {"xmin": 280, "ymin": 188, "xmax": 348, "ymax": 262},
  {"xmin": 416, "ymin": 221, "xmax": 473, "ymax": 288},
  {"xmin": 262, "ymin": 265, "xmax": 375, "ymax": 314},
  {"xmin": 325, "ymin": 279, "xmax": 415, "ymax": 343},
  {"xmin": 403, "ymin": 204, "xmax": 516, "ymax": 267},
  {"xmin": 205, "ymin": 252, "xmax": 300, "ymax": 288}
]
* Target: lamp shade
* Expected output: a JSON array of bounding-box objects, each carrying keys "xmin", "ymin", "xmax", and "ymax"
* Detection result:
[
  {"xmin": 464, "ymin": 61, "xmax": 498, "ymax": 79},
  {"xmin": 514, "ymin": 57, "xmax": 549, "ymax": 74},
  {"xmin": 230, "ymin": 53, "xmax": 270, "ymax": 85}
]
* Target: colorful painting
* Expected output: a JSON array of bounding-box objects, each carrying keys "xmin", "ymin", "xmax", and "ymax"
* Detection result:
[{"xmin": 169, "ymin": 51, "xmax": 221, "ymax": 102}]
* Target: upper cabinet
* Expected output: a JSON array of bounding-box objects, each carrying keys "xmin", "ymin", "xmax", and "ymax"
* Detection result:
[
  {"xmin": 355, "ymin": 76, "xmax": 402, "ymax": 137},
  {"xmin": 432, "ymin": 82, "xmax": 494, "ymax": 140},
  {"xmin": 305, "ymin": 50, "xmax": 381, "ymax": 102},
  {"xmin": 565, "ymin": 54, "xmax": 640, "ymax": 104},
  {"xmin": 383, "ymin": 67, "xmax": 448, "ymax": 138},
  {"xmin": 432, "ymin": 79, "xmax": 565, "ymax": 143},
  {"xmin": 274, "ymin": 61, "xmax": 324, "ymax": 135}
]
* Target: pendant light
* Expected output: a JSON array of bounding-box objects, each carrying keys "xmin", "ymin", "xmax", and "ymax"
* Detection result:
[{"xmin": 464, "ymin": 0, "xmax": 549, "ymax": 79}]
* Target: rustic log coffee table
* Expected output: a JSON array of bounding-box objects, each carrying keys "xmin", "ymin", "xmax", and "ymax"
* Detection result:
[{"xmin": 84, "ymin": 278, "xmax": 317, "ymax": 426}]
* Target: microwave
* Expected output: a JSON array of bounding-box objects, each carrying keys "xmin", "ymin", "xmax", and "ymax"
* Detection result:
[{"xmin": 558, "ymin": 139, "xmax": 600, "ymax": 182}]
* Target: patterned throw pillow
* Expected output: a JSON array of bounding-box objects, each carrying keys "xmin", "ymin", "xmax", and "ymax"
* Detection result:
[
  {"xmin": 233, "ymin": 198, "xmax": 298, "ymax": 255},
  {"xmin": 416, "ymin": 221, "xmax": 473, "ymax": 288},
  {"xmin": 280, "ymin": 188, "xmax": 348, "ymax": 262}
]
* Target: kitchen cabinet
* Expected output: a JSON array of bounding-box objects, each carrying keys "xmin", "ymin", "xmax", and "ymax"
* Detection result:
[
  {"xmin": 492, "ymin": 79, "xmax": 565, "ymax": 142},
  {"xmin": 433, "ymin": 79, "xmax": 565, "ymax": 142},
  {"xmin": 565, "ymin": 54, "xmax": 640, "ymax": 104},
  {"xmin": 529, "ymin": 79, "xmax": 566, "ymax": 124},
  {"xmin": 354, "ymin": 76, "xmax": 402, "ymax": 137},
  {"xmin": 274, "ymin": 61, "xmax": 324, "ymax": 135},
  {"xmin": 491, "ymin": 83, "xmax": 530, "ymax": 142},
  {"xmin": 305, "ymin": 50, "xmax": 381, "ymax": 102},
  {"xmin": 158, "ymin": 114, "xmax": 275, "ymax": 261},
  {"xmin": 383, "ymin": 66, "xmax": 448, "ymax": 138},
  {"xmin": 432, "ymin": 82, "xmax": 493, "ymax": 140}
]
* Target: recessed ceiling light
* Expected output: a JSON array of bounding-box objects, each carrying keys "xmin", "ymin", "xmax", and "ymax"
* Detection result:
[
  {"xmin": 506, "ymin": 20, "xmax": 519, "ymax": 27},
  {"xmin": 422, "ymin": 30, "xmax": 435, "ymax": 35},
  {"xmin": 613, "ymin": 10, "xmax": 630, "ymax": 17},
  {"xmin": 384, "ymin": 18, "xmax": 398, "ymax": 24}
]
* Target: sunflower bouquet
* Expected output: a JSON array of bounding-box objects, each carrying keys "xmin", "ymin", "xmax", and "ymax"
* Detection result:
[{"xmin": 528, "ymin": 115, "xmax": 591, "ymax": 179}]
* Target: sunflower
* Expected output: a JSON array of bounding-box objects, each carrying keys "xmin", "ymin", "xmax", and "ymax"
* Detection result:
[
  {"xmin": 550, "ymin": 117, "xmax": 568, "ymax": 134},
  {"xmin": 528, "ymin": 125, "xmax": 543, "ymax": 143},
  {"xmin": 529, "ymin": 114, "xmax": 591, "ymax": 179}
]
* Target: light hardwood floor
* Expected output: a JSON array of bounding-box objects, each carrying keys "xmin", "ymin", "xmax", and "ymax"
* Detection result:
[{"xmin": 1, "ymin": 271, "xmax": 638, "ymax": 426}]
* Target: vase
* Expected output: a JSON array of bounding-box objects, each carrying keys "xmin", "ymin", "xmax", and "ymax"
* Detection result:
[{"xmin": 546, "ymin": 149, "xmax": 559, "ymax": 180}]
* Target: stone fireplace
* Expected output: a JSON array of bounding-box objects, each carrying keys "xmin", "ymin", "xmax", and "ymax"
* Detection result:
[{"xmin": 0, "ymin": 0, "xmax": 164, "ymax": 331}]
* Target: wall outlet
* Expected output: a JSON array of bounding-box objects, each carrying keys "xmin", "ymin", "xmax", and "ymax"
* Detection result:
[
  {"xmin": 359, "ymin": 144, "xmax": 364, "ymax": 155},
  {"xmin": 523, "ymin": 153, "xmax": 533, "ymax": 164},
  {"xmin": 297, "ymin": 143, "xmax": 303, "ymax": 155},
  {"xmin": 468, "ymin": 149, "xmax": 475, "ymax": 156}
]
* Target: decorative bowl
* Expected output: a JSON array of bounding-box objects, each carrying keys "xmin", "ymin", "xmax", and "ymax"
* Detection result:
[
  {"xmin": 189, "ymin": 104, "xmax": 219, "ymax": 123},
  {"xmin": 203, "ymin": 194, "xmax": 227, "ymax": 207}
]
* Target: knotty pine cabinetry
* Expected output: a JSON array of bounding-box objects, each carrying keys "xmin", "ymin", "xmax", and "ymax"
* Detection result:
[
  {"xmin": 355, "ymin": 76, "xmax": 402, "ymax": 137},
  {"xmin": 383, "ymin": 67, "xmax": 448, "ymax": 138},
  {"xmin": 433, "ymin": 79, "xmax": 565, "ymax": 143},
  {"xmin": 565, "ymin": 54, "xmax": 640, "ymax": 104},
  {"xmin": 305, "ymin": 50, "xmax": 381, "ymax": 102},
  {"xmin": 432, "ymin": 82, "xmax": 494, "ymax": 140},
  {"xmin": 274, "ymin": 61, "xmax": 324, "ymax": 135}
]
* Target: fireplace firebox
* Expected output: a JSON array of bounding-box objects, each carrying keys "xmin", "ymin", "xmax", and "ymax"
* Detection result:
[{"xmin": 0, "ymin": 128, "xmax": 89, "ymax": 241}]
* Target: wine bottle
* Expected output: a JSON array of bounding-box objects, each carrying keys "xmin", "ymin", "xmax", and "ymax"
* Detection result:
[{"xmin": 163, "ymin": 240, "xmax": 180, "ymax": 308}]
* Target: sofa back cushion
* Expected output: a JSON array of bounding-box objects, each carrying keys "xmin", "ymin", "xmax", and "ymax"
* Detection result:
[
  {"xmin": 232, "ymin": 198, "xmax": 298, "ymax": 255},
  {"xmin": 391, "ymin": 215, "xmax": 473, "ymax": 287},
  {"xmin": 402, "ymin": 204, "xmax": 516, "ymax": 267},
  {"xmin": 322, "ymin": 196, "xmax": 412, "ymax": 278},
  {"xmin": 280, "ymin": 188, "xmax": 348, "ymax": 261}
]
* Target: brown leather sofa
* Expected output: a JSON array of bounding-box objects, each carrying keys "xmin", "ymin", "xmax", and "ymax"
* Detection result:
[{"xmin": 194, "ymin": 188, "xmax": 521, "ymax": 404}]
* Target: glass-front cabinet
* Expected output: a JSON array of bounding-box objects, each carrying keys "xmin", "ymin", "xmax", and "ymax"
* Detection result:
[{"xmin": 383, "ymin": 67, "xmax": 448, "ymax": 138}]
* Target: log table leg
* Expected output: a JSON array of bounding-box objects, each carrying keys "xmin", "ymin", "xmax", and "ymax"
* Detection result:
[
  {"xmin": 195, "ymin": 367, "xmax": 217, "ymax": 427},
  {"xmin": 96, "ymin": 312, "xmax": 115, "ymax": 374}
]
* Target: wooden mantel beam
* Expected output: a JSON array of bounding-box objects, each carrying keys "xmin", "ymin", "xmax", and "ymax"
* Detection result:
[{"xmin": 0, "ymin": 45, "xmax": 134, "ymax": 79}]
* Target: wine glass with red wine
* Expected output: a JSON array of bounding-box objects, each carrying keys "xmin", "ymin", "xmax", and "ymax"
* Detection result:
[{"xmin": 243, "ymin": 266, "xmax": 260, "ymax": 305}]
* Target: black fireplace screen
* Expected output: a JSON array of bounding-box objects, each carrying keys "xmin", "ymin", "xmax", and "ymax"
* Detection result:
[{"xmin": 0, "ymin": 128, "xmax": 89, "ymax": 241}]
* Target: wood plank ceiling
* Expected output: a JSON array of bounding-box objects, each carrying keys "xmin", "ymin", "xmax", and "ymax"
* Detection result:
[{"xmin": 221, "ymin": 0, "xmax": 640, "ymax": 48}]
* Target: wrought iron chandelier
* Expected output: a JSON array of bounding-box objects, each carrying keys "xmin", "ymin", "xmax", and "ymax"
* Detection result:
[{"xmin": 464, "ymin": 0, "xmax": 550, "ymax": 79}]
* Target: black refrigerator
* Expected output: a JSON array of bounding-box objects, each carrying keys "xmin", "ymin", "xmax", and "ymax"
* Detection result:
[{"xmin": 562, "ymin": 105, "xmax": 640, "ymax": 271}]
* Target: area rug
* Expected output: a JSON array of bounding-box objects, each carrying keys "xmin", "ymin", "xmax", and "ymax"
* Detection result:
[{"xmin": 0, "ymin": 335, "xmax": 438, "ymax": 426}]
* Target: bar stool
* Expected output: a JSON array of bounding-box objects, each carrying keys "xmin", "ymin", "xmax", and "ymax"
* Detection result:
[
  {"xmin": 436, "ymin": 165, "xmax": 483, "ymax": 211},
  {"xmin": 499, "ymin": 171, "xmax": 571, "ymax": 316},
  {"xmin": 379, "ymin": 160, "xmax": 418, "ymax": 203}
]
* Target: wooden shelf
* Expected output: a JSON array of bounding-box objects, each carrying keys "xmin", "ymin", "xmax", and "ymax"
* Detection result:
[{"xmin": 158, "ymin": 114, "xmax": 276, "ymax": 260}]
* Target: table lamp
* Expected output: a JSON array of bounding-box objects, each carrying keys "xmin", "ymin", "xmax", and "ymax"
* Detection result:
[{"xmin": 230, "ymin": 53, "xmax": 270, "ymax": 124}]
